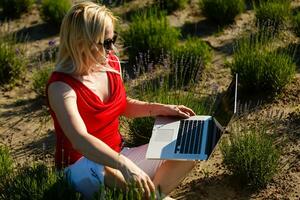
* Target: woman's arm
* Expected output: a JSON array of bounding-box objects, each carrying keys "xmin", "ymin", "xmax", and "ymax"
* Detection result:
[
  {"xmin": 122, "ymin": 97, "xmax": 196, "ymax": 119},
  {"xmin": 48, "ymin": 82, "xmax": 125, "ymax": 169},
  {"xmin": 48, "ymin": 82, "xmax": 155, "ymax": 196}
]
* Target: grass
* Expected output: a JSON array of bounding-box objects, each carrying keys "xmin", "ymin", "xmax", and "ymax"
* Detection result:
[{"xmin": 221, "ymin": 125, "xmax": 280, "ymax": 189}]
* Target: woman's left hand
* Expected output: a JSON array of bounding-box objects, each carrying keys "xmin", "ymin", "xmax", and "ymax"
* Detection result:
[{"xmin": 158, "ymin": 104, "xmax": 196, "ymax": 119}]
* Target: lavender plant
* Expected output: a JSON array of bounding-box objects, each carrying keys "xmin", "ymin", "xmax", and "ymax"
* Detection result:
[
  {"xmin": 169, "ymin": 38, "xmax": 212, "ymax": 89},
  {"xmin": 1, "ymin": 164, "xmax": 81, "ymax": 200},
  {"xmin": 0, "ymin": 32, "xmax": 27, "ymax": 87},
  {"xmin": 231, "ymin": 32, "xmax": 296, "ymax": 92},
  {"xmin": 122, "ymin": 7, "xmax": 180, "ymax": 75},
  {"xmin": 40, "ymin": 0, "xmax": 71, "ymax": 27},
  {"xmin": 221, "ymin": 125, "xmax": 280, "ymax": 189},
  {"xmin": 255, "ymin": 0, "xmax": 291, "ymax": 35}
]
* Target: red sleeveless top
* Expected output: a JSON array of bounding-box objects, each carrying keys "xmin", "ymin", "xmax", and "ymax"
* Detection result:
[{"xmin": 46, "ymin": 54, "xmax": 127, "ymax": 169}]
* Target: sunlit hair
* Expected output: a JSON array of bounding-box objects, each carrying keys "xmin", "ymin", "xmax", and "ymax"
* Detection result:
[{"xmin": 55, "ymin": 1, "xmax": 119, "ymax": 75}]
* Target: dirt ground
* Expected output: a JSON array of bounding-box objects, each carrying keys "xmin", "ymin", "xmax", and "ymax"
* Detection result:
[{"xmin": 0, "ymin": 0, "xmax": 299, "ymax": 199}]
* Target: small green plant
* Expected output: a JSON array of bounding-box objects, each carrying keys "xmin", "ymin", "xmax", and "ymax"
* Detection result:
[
  {"xmin": 0, "ymin": 0, "xmax": 34, "ymax": 18},
  {"xmin": 221, "ymin": 126, "xmax": 280, "ymax": 189},
  {"xmin": 40, "ymin": 0, "xmax": 72, "ymax": 27},
  {"xmin": 169, "ymin": 38, "xmax": 212, "ymax": 88},
  {"xmin": 200, "ymin": 0, "xmax": 245, "ymax": 25},
  {"xmin": 292, "ymin": 12, "xmax": 300, "ymax": 36},
  {"xmin": 231, "ymin": 33, "xmax": 296, "ymax": 92},
  {"xmin": 1, "ymin": 164, "xmax": 81, "ymax": 200},
  {"xmin": 32, "ymin": 64, "xmax": 54, "ymax": 97},
  {"xmin": 155, "ymin": 0, "xmax": 188, "ymax": 13},
  {"xmin": 122, "ymin": 7, "xmax": 180, "ymax": 74},
  {"xmin": 0, "ymin": 34, "xmax": 27, "ymax": 87},
  {"xmin": 0, "ymin": 146, "xmax": 13, "ymax": 192},
  {"xmin": 255, "ymin": 1, "xmax": 291, "ymax": 35},
  {"xmin": 93, "ymin": 183, "xmax": 160, "ymax": 200}
]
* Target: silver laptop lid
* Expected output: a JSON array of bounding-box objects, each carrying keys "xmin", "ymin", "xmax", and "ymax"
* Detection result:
[{"xmin": 213, "ymin": 74, "xmax": 238, "ymax": 128}]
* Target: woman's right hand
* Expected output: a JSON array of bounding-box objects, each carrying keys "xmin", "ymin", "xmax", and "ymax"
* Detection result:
[{"xmin": 118, "ymin": 155, "xmax": 155, "ymax": 199}]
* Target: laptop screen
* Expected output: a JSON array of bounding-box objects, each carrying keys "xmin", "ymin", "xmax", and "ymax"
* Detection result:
[{"xmin": 213, "ymin": 74, "xmax": 238, "ymax": 128}]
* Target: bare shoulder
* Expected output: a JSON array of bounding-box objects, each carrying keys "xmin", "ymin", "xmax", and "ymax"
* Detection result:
[
  {"xmin": 48, "ymin": 81, "xmax": 76, "ymax": 99},
  {"xmin": 48, "ymin": 82, "xmax": 77, "ymax": 112}
]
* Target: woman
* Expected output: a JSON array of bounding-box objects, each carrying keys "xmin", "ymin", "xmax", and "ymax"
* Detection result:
[{"xmin": 46, "ymin": 2, "xmax": 196, "ymax": 199}]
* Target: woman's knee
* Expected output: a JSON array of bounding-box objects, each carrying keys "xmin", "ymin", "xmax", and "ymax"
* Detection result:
[{"xmin": 166, "ymin": 160, "xmax": 196, "ymax": 169}]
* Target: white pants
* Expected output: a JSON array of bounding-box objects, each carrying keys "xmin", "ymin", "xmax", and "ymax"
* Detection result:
[{"xmin": 64, "ymin": 144, "xmax": 164, "ymax": 199}]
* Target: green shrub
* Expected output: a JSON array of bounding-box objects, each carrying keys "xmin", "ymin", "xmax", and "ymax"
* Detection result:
[
  {"xmin": 221, "ymin": 127, "xmax": 280, "ymax": 189},
  {"xmin": 155, "ymin": 0, "xmax": 188, "ymax": 13},
  {"xmin": 32, "ymin": 64, "xmax": 53, "ymax": 97},
  {"xmin": 292, "ymin": 12, "xmax": 300, "ymax": 36},
  {"xmin": 0, "ymin": 146, "xmax": 13, "ymax": 191},
  {"xmin": 255, "ymin": 1, "xmax": 291, "ymax": 34},
  {"xmin": 200, "ymin": 0, "xmax": 245, "ymax": 25},
  {"xmin": 231, "ymin": 34, "xmax": 296, "ymax": 92},
  {"xmin": 1, "ymin": 164, "xmax": 81, "ymax": 200},
  {"xmin": 247, "ymin": 0, "xmax": 290, "ymax": 7},
  {"xmin": 0, "ymin": 35, "xmax": 26, "ymax": 87},
  {"xmin": 122, "ymin": 7, "xmax": 180, "ymax": 74},
  {"xmin": 2, "ymin": 164, "xmax": 56, "ymax": 200},
  {"xmin": 41, "ymin": 0, "xmax": 72, "ymax": 27},
  {"xmin": 169, "ymin": 38, "xmax": 212, "ymax": 88},
  {"xmin": 0, "ymin": 0, "xmax": 34, "ymax": 18}
]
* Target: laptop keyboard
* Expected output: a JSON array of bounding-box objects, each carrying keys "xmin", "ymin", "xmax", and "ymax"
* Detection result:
[{"xmin": 174, "ymin": 120, "xmax": 204, "ymax": 154}]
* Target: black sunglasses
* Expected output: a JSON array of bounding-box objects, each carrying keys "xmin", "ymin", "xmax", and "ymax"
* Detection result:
[{"xmin": 99, "ymin": 32, "xmax": 118, "ymax": 50}]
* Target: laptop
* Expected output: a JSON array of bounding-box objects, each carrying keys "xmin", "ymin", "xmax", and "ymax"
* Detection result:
[{"xmin": 146, "ymin": 74, "xmax": 238, "ymax": 161}]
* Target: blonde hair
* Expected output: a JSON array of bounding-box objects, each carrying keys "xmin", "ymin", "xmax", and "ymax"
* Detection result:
[{"xmin": 55, "ymin": 1, "xmax": 118, "ymax": 75}]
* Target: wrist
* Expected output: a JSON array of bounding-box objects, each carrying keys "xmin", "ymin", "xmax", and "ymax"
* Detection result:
[
  {"xmin": 148, "ymin": 102, "xmax": 164, "ymax": 117},
  {"xmin": 117, "ymin": 154, "xmax": 128, "ymax": 171}
]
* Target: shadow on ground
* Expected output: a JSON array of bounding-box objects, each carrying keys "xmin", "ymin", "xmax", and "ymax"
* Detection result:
[
  {"xmin": 0, "ymin": 97, "xmax": 47, "ymax": 119},
  {"xmin": 174, "ymin": 174, "xmax": 253, "ymax": 200},
  {"xmin": 180, "ymin": 19, "xmax": 223, "ymax": 39},
  {"xmin": 12, "ymin": 129, "xmax": 55, "ymax": 165},
  {"xmin": 14, "ymin": 23, "xmax": 59, "ymax": 43}
]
